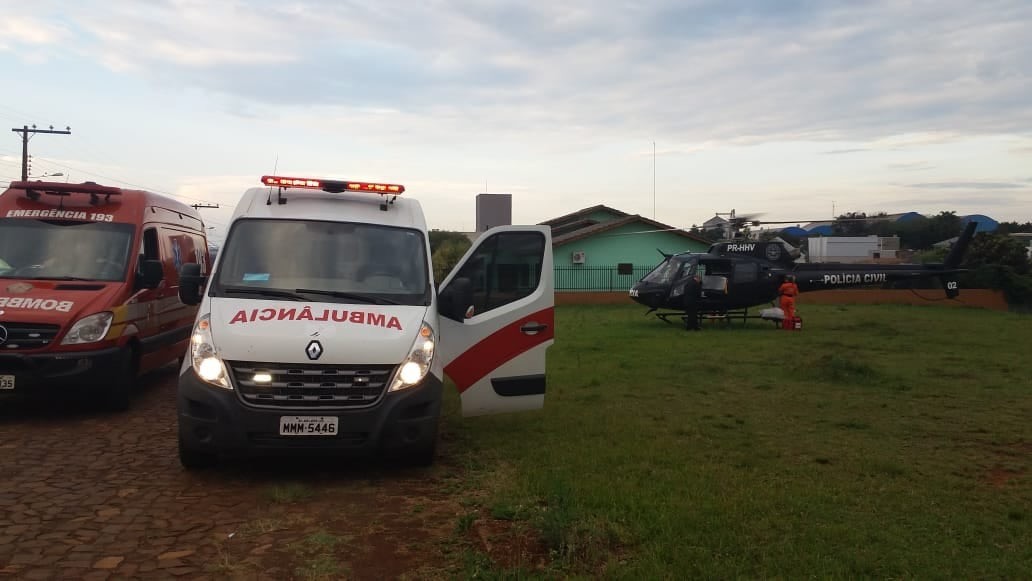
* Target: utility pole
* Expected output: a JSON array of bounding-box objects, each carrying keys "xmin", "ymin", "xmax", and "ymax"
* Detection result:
[
  {"xmin": 11, "ymin": 124, "xmax": 71, "ymax": 181},
  {"xmin": 652, "ymin": 140, "xmax": 656, "ymax": 220}
]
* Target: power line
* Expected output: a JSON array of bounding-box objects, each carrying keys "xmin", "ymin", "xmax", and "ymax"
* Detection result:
[
  {"xmin": 11, "ymin": 124, "xmax": 72, "ymax": 180},
  {"xmin": 0, "ymin": 108, "xmax": 236, "ymax": 211},
  {"xmin": 28, "ymin": 154, "xmax": 234, "ymax": 210},
  {"xmin": 0, "ymin": 104, "xmax": 44, "ymax": 120}
]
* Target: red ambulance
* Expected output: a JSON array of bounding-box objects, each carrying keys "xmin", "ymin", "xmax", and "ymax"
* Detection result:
[{"xmin": 0, "ymin": 180, "xmax": 210, "ymax": 410}]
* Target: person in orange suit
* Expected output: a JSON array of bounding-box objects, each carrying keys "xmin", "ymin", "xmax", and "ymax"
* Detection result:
[{"xmin": 778, "ymin": 274, "xmax": 799, "ymax": 330}]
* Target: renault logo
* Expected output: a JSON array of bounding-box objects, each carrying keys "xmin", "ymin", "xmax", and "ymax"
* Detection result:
[
  {"xmin": 0, "ymin": 325, "xmax": 7, "ymax": 346},
  {"xmin": 305, "ymin": 340, "xmax": 323, "ymax": 361}
]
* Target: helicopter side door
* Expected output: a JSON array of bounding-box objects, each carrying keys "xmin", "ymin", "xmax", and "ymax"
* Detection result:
[{"xmin": 697, "ymin": 259, "xmax": 731, "ymax": 298}]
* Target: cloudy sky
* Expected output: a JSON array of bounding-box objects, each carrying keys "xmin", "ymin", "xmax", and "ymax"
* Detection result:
[{"xmin": 1, "ymin": 0, "xmax": 1030, "ymax": 242}]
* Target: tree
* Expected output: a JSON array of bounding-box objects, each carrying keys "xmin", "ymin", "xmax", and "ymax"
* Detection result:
[
  {"xmin": 914, "ymin": 246, "xmax": 947, "ymax": 264},
  {"xmin": 429, "ymin": 230, "xmax": 472, "ymax": 254},
  {"xmin": 996, "ymin": 221, "xmax": 1032, "ymax": 234},
  {"xmin": 832, "ymin": 212, "xmax": 869, "ymax": 236},
  {"xmin": 959, "ymin": 233, "xmax": 1032, "ymax": 308},
  {"xmin": 963, "ymin": 233, "xmax": 1031, "ymax": 275},
  {"xmin": 429, "ymin": 231, "xmax": 472, "ymax": 283},
  {"xmin": 924, "ymin": 211, "xmax": 962, "ymax": 249}
]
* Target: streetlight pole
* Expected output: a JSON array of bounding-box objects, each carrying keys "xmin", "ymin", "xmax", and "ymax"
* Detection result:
[{"xmin": 652, "ymin": 140, "xmax": 656, "ymax": 220}]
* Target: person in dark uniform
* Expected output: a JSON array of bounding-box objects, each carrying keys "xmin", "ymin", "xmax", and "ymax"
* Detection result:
[{"xmin": 682, "ymin": 270, "xmax": 702, "ymax": 331}]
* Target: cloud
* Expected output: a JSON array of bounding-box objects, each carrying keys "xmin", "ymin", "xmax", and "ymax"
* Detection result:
[
  {"xmin": 907, "ymin": 181, "xmax": 1024, "ymax": 190},
  {"xmin": 887, "ymin": 161, "xmax": 935, "ymax": 171},
  {"xmin": 887, "ymin": 194, "xmax": 1026, "ymax": 210},
  {"xmin": 5, "ymin": 0, "xmax": 1029, "ymax": 147},
  {"xmin": 632, "ymin": 144, "xmax": 716, "ymax": 158},
  {"xmin": 822, "ymin": 148, "xmax": 869, "ymax": 155},
  {"xmin": 0, "ymin": 16, "xmax": 69, "ymax": 46}
]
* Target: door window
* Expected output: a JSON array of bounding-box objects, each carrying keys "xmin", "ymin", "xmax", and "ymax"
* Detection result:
[{"xmin": 449, "ymin": 231, "xmax": 546, "ymax": 315}]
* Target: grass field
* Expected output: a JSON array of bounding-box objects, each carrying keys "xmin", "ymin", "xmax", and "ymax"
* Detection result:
[{"xmin": 440, "ymin": 303, "xmax": 1032, "ymax": 579}]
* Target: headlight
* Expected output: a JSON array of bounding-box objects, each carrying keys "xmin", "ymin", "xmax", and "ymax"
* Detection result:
[
  {"xmin": 190, "ymin": 314, "xmax": 230, "ymax": 389},
  {"xmin": 61, "ymin": 312, "xmax": 114, "ymax": 345},
  {"xmin": 388, "ymin": 322, "xmax": 436, "ymax": 392}
]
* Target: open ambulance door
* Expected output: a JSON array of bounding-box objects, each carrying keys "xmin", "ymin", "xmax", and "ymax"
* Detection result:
[{"xmin": 437, "ymin": 225, "xmax": 554, "ymax": 417}]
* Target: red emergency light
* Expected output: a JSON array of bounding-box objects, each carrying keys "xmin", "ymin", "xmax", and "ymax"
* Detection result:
[{"xmin": 260, "ymin": 175, "xmax": 405, "ymax": 194}]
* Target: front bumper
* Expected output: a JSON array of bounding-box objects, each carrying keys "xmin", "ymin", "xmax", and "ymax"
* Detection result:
[
  {"xmin": 0, "ymin": 346, "xmax": 128, "ymax": 396},
  {"xmin": 177, "ymin": 367, "xmax": 443, "ymax": 459}
]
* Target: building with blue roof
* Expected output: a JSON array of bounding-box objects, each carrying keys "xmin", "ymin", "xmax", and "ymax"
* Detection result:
[{"xmin": 960, "ymin": 214, "xmax": 999, "ymax": 233}]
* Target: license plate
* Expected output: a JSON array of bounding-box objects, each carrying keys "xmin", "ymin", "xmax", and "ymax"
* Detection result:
[
  {"xmin": 0, "ymin": 375, "xmax": 13, "ymax": 391},
  {"xmin": 279, "ymin": 416, "xmax": 338, "ymax": 436}
]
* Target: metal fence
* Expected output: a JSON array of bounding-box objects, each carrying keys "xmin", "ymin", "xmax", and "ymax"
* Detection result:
[{"xmin": 554, "ymin": 264, "xmax": 657, "ymax": 292}]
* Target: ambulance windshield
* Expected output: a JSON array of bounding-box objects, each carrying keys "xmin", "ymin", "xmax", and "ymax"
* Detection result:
[
  {"xmin": 0, "ymin": 218, "xmax": 134, "ymax": 281},
  {"xmin": 211, "ymin": 219, "xmax": 430, "ymax": 306}
]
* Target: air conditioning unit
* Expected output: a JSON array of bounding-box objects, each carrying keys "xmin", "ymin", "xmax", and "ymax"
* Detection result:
[{"xmin": 571, "ymin": 251, "xmax": 586, "ymax": 264}]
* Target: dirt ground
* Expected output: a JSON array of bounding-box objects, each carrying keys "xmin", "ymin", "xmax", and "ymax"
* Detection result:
[{"xmin": 0, "ymin": 365, "xmax": 527, "ymax": 580}]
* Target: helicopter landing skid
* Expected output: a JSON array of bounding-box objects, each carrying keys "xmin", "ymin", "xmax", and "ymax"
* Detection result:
[{"xmin": 654, "ymin": 308, "xmax": 778, "ymax": 329}]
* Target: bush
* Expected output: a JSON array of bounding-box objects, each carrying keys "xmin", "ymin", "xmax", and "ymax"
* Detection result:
[{"xmin": 961, "ymin": 265, "xmax": 1032, "ymax": 308}]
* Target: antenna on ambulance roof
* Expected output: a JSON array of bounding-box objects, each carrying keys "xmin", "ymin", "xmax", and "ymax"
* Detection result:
[{"xmin": 265, "ymin": 154, "xmax": 280, "ymax": 206}]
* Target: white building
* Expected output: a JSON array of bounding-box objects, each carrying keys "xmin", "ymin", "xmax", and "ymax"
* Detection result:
[{"xmin": 807, "ymin": 235, "xmax": 900, "ymax": 263}]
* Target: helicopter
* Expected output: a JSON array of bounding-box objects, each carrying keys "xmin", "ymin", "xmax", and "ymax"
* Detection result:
[{"xmin": 628, "ymin": 219, "xmax": 978, "ymax": 330}]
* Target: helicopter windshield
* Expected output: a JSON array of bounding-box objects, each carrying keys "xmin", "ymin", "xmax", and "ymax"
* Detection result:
[{"xmin": 641, "ymin": 258, "xmax": 691, "ymax": 285}]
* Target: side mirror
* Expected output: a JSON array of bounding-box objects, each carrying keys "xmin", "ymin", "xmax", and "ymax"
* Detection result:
[
  {"xmin": 179, "ymin": 263, "xmax": 205, "ymax": 306},
  {"xmin": 137, "ymin": 259, "xmax": 164, "ymax": 289},
  {"xmin": 438, "ymin": 277, "xmax": 474, "ymax": 322}
]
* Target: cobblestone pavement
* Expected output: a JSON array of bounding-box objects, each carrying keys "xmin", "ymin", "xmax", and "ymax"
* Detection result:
[{"xmin": 0, "ymin": 366, "xmax": 476, "ymax": 580}]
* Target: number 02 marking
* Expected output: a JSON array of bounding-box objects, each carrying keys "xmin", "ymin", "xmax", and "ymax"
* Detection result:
[{"xmin": 946, "ymin": 281, "xmax": 958, "ymax": 290}]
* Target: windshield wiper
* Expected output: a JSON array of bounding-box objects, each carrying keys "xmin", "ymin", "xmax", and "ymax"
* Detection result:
[
  {"xmin": 295, "ymin": 288, "xmax": 400, "ymax": 305},
  {"xmin": 221, "ymin": 286, "xmax": 307, "ymax": 301}
]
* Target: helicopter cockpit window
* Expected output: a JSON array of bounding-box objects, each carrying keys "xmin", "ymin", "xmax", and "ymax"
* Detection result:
[{"xmin": 641, "ymin": 259, "xmax": 680, "ymax": 285}]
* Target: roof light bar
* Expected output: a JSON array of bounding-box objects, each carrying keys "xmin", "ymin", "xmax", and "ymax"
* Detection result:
[
  {"xmin": 262, "ymin": 176, "xmax": 322, "ymax": 188},
  {"xmin": 260, "ymin": 175, "xmax": 405, "ymax": 194},
  {"xmin": 11, "ymin": 180, "xmax": 123, "ymax": 204}
]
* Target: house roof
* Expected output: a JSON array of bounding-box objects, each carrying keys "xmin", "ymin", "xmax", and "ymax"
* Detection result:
[
  {"xmin": 538, "ymin": 205, "xmax": 629, "ymax": 228},
  {"xmin": 551, "ymin": 218, "xmax": 600, "ymax": 238},
  {"xmin": 553, "ymin": 214, "xmax": 710, "ymax": 246}
]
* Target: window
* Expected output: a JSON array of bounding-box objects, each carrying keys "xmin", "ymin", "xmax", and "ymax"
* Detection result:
[
  {"xmin": 641, "ymin": 259, "xmax": 679, "ymax": 285},
  {"xmin": 450, "ymin": 231, "xmax": 545, "ymax": 315},
  {"xmin": 734, "ymin": 262, "xmax": 758, "ymax": 283},
  {"xmin": 142, "ymin": 228, "xmax": 160, "ymax": 260},
  {"xmin": 0, "ymin": 218, "xmax": 134, "ymax": 282},
  {"xmin": 211, "ymin": 219, "xmax": 430, "ymax": 306}
]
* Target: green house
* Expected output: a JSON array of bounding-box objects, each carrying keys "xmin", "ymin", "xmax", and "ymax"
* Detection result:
[{"xmin": 540, "ymin": 205, "xmax": 710, "ymax": 291}]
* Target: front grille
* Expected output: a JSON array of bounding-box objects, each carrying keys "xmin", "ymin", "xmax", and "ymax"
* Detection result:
[
  {"xmin": 0, "ymin": 322, "xmax": 61, "ymax": 351},
  {"xmin": 227, "ymin": 360, "xmax": 396, "ymax": 409}
]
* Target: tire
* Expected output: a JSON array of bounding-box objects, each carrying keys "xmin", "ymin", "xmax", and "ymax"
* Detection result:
[
  {"xmin": 402, "ymin": 438, "xmax": 437, "ymax": 467},
  {"xmin": 99, "ymin": 352, "xmax": 135, "ymax": 412},
  {"xmin": 178, "ymin": 434, "xmax": 218, "ymax": 471}
]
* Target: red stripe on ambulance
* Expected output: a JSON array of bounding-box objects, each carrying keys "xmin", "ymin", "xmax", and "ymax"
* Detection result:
[{"xmin": 444, "ymin": 307, "xmax": 554, "ymax": 393}]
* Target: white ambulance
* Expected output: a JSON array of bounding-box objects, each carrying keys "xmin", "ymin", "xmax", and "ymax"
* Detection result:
[{"xmin": 175, "ymin": 175, "xmax": 554, "ymax": 468}]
